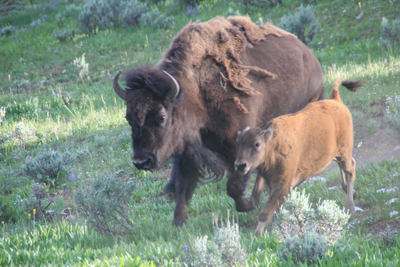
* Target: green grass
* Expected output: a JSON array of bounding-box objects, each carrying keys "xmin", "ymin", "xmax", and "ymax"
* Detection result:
[{"xmin": 1, "ymin": 0, "xmax": 400, "ymax": 266}]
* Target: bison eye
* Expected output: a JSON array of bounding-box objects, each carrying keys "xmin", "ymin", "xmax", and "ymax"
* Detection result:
[
  {"xmin": 255, "ymin": 142, "xmax": 261, "ymax": 148},
  {"xmin": 157, "ymin": 115, "xmax": 166, "ymax": 124}
]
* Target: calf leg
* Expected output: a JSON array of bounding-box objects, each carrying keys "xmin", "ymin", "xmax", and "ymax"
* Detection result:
[
  {"xmin": 250, "ymin": 173, "xmax": 265, "ymax": 207},
  {"xmin": 336, "ymin": 157, "xmax": 356, "ymax": 214},
  {"xmin": 255, "ymin": 186, "xmax": 290, "ymax": 237}
]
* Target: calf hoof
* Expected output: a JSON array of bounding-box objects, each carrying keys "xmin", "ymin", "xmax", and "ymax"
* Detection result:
[{"xmin": 235, "ymin": 197, "xmax": 255, "ymax": 212}]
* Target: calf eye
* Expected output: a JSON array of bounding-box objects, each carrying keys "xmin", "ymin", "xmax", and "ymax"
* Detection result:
[
  {"xmin": 255, "ymin": 142, "xmax": 261, "ymax": 148},
  {"xmin": 157, "ymin": 115, "xmax": 166, "ymax": 124}
]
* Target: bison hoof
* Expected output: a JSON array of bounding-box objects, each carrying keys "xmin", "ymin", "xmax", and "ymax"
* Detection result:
[
  {"xmin": 353, "ymin": 189, "xmax": 357, "ymax": 200},
  {"xmin": 235, "ymin": 198, "xmax": 255, "ymax": 212},
  {"xmin": 173, "ymin": 217, "xmax": 187, "ymax": 227}
]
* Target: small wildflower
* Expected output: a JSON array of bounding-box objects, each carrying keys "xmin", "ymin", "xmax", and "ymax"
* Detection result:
[
  {"xmin": 71, "ymin": 141, "xmax": 74, "ymax": 146},
  {"xmin": 186, "ymin": 10, "xmax": 191, "ymax": 16},
  {"xmin": 26, "ymin": 155, "xmax": 31, "ymax": 159},
  {"xmin": 384, "ymin": 59, "xmax": 388, "ymax": 64},
  {"xmin": 67, "ymin": 92, "xmax": 71, "ymax": 97},
  {"xmin": 35, "ymin": 21, "xmax": 38, "ymax": 26},
  {"xmin": 52, "ymin": 181, "xmax": 55, "ymax": 184},
  {"xmin": 52, "ymin": 89, "xmax": 55, "ymax": 95},
  {"xmin": 112, "ymin": 65, "xmax": 115, "ymax": 68},
  {"xmin": 353, "ymin": 54, "xmax": 356, "ymax": 56},
  {"xmin": 46, "ymin": 107, "xmax": 49, "ymax": 111},
  {"xmin": 184, "ymin": 245, "xmax": 189, "ymax": 252},
  {"xmin": 13, "ymin": 156, "xmax": 20, "ymax": 160},
  {"xmin": 42, "ymin": 16, "xmax": 44, "ymax": 20},
  {"xmin": 71, "ymin": 174, "xmax": 75, "ymax": 181},
  {"xmin": 14, "ymin": 36, "xmax": 17, "ymax": 40},
  {"xmin": 33, "ymin": 209, "xmax": 36, "ymax": 214},
  {"xmin": 28, "ymin": 214, "xmax": 31, "ymax": 218},
  {"xmin": 330, "ymin": 47, "xmax": 334, "ymax": 50},
  {"xmin": 39, "ymin": 151, "xmax": 42, "ymax": 154},
  {"xmin": 82, "ymin": 189, "xmax": 85, "ymax": 192},
  {"xmin": 44, "ymin": 183, "xmax": 46, "ymax": 185}
]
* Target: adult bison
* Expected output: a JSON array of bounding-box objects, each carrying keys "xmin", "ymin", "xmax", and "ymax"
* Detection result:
[{"xmin": 113, "ymin": 16, "xmax": 324, "ymax": 226}]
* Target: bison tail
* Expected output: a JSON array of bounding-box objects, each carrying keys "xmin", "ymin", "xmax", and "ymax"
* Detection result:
[{"xmin": 330, "ymin": 78, "xmax": 363, "ymax": 101}]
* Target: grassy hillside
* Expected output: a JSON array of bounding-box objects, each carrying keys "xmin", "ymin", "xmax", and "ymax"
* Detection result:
[{"xmin": 1, "ymin": 0, "xmax": 400, "ymax": 266}]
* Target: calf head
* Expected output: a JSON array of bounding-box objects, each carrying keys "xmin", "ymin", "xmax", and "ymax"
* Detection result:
[
  {"xmin": 235, "ymin": 126, "xmax": 273, "ymax": 175},
  {"xmin": 113, "ymin": 68, "xmax": 182, "ymax": 170}
]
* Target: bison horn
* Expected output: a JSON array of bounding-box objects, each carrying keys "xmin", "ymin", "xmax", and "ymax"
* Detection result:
[
  {"xmin": 162, "ymin": 70, "xmax": 180, "ymax": 101},
  {"xmin": 113, "ymin": 71, "xmax": 127, "ymax": 100}
]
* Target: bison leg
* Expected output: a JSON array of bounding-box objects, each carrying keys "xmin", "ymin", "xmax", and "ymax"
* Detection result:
[
  {"xmin": 250, "ymin": 173, "xmax": 266, "ymax": 207},
  {"xmin": 166, "ymin": 156, "xmax": 199, "ymax": 226},
  {"xmin": 255, "ymin": 186, "xmax": 290, "ymax": 237},
  {"xmin": 227, "ymin": 170, "xmax": 255, "ymax": 212},
  {"xmin": 336, "ymin": 157, "xmax": 356, "ymax": 214}
]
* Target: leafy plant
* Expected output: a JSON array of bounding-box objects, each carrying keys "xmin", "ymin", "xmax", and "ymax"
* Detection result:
[
  {"xmin": 279, "ymin": 4, "xmax": 318, "ymax": 45},
  {"xmin": 273, "ymin": 189, "xmax": 350, "ymax": 265},
  {"xmin": 141, "ymin": 8, "xmax": 174, "ymax": 29},
  {"xmin": 74, "ymin": 172, "xmax": 137, "ymax": 236},
  {"xmin": 381, "ymin": 17, "xmax": 400, "ymax": 47},
  {"xmin": 0, "ymin": 194, "xmax": 26, "ymax": 223},
  {"xmin": 23, "ymin": 149, "xmax": 74, "ymax": 187}
]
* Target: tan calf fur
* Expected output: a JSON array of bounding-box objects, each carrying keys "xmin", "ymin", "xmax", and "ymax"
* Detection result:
[{"xmin": 235, "ymin": 78, "xmax": 362, "ymax": 237}]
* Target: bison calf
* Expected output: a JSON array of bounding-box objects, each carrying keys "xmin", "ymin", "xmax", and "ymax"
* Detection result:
[{"xmin": 235, "ymin": 78, "xmax": 362, "ymax": 237}]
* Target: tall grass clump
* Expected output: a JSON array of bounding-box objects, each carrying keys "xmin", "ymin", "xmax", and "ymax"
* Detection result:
[
  {"xmin": 381, "ymin": 17, "xmax": 400, "ymax": 47},
  {"xmin": 181, "ymin": 212, "xmax": 247, "ymax": 266},
  {"xmin": 273, "ymin": 189, "xmax": 350, "ymax": 265},
  {"xmin": 23, "ymin": 149, "xmax": 74, "ymax": 187},
  {"xmin": 279, "ymin": 4, "xmax": 318, "ymax": 45},
  {"xmin": 74, "ymin": 173, "xmax": 137, "ymax": 236}
]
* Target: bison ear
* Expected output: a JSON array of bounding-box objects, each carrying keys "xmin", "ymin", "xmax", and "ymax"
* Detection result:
[
  {"xmin": 260, "ymin": 125, "xmax": 273, "ymax": 142},
  {"xmin": 163, "ymin": 70, "xmax": 180, "ymax": 101},
  {"xmin": 113, "ymin": 71, "xmax": 127, "ymax": 100}
]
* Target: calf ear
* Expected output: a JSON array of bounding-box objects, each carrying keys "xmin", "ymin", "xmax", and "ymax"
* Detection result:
[{"xmin": 260, "ymin": 125, "xmax": 273, "ymax": 142}]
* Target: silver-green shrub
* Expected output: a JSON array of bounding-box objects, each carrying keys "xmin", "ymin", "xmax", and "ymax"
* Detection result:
[
  {"xmin": 23, "ymin": 149, "xmax": 74, "ymax": 187},
  {"xmin": 78, "ymin": 0, "xmax": 112, "ymax": 34},
  {"xmin": 186, "ymin": 213, "xmax": 247, "ymax": 266},
  {"xmin": 273, "ymin": 189, "xmax": 350, "ymax": 265},
  {"xmin": 385, "ymin": 95, "xmax": 400, "ymax": 134},
  {"xmin": 78, "ymin": 0, "xmax": 148, "ymax": 34},
  {"xmin": 140, "ymin": 8, "xmax": 174, "ymax": 29},
  {"xmin": 381, "ymin": 17, "xmax": 400, "ymax": 46},
  {"xmin": 53, "ymin": 29, "xmax": 73, "ymax": 42},
  {"xmin": 279, "ymin": 4, "xmax": 318, "ymax": 45},
  {"xmin": 74, "ymin": 173, "xmax": 136, "ymax": 236},
  {"xmin": 120, "ymin": 0, "xmax": 148, "ymax": 27}
]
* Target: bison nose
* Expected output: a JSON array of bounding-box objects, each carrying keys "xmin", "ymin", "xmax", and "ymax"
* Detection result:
[
  {"xmin": 235, "ymin": 162, "xmax": 247, "ymax": 173},
  {"xmin": 132, "ymin": 157, "xmax": 153, "ymax": 170}
]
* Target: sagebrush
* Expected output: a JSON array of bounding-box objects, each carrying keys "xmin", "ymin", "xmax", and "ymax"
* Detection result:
[
  {"xmin": 279, "ymin": 4, "xmax": 318, "ymax": 45},
  {"xmin": 273, "ymin": 189, "xmax": 350, "ymax": 265}
]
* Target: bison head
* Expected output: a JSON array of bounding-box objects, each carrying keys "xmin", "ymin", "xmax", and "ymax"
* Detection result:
[
  {"xmin": 234, "ymin": 126, "xmax": 273, "ymax": 175},
  {"xmin": 114, "ymin": 67, "xmax": 183, "ymax": 170}
]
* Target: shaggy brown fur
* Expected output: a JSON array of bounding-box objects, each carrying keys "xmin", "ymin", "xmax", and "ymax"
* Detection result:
[
  {"xmin": 158, "ymin": 16, "xmax": 291, "ymax": 103},
  {"xmin": 235, "ymin": 78, "xmax": 362, "ymax": 237},
  {"xmin": 114, "ymin": 16, "xmax": 325, "ymax": 227}
]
